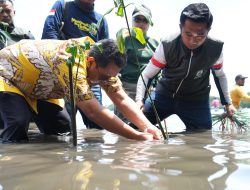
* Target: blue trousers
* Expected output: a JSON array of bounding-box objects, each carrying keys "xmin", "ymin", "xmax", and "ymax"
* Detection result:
[
  {"xmin": 0, "ymin": 92, "xmax": 71, "ymax": 143},
  {"xmin": 144, "ymin": 92, "xmax": 212, "ymax": 131},
  {"xmin": 77, "ymin": 85, "xmax": 103, "ymax": 129}
]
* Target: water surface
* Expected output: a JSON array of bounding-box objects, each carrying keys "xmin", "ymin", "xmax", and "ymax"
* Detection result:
[{"xmin": 1, "ymin": 126, "xmax": 250, "ymax": 190}]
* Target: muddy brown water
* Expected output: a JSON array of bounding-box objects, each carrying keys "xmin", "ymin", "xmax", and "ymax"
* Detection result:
[{"xmin": 0, "ymin": 123, "xmax": 250, "ymax": 190}]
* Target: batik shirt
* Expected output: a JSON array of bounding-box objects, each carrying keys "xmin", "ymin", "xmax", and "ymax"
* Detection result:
[{"xmin": 0, "ymin": 36, "xmax": 120, "ymax": 112}]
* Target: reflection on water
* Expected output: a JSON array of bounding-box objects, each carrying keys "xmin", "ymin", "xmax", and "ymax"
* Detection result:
[{"xmin": 0, "ymin": 128, "xmax": 250, "ymax": 190}]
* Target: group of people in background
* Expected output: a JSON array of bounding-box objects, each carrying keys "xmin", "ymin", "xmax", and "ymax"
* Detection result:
[{"xmin": 0, "ymin": 0, "xmax": 246, "ymax": 143}]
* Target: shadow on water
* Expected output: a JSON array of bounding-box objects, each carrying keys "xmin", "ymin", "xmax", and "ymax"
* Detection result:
[{"xmin": 0, "ymin": 126, "xmax": 250, "ymax": 190}]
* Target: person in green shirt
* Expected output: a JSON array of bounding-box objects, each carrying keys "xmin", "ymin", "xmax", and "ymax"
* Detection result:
[{"xmin": 115, "ymin": 4, "xmax": 159, "ymax": 122}]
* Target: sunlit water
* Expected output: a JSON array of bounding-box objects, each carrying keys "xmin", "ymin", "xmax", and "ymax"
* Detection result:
[{"xmin": 0, "ymin": 114, "xmax": 250, "ymax": 190}]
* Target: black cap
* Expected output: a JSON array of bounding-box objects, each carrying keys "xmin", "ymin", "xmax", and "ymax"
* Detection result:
[{"xmin": 235, "ymin": 74, "xmax": 248, "ymax": 81}]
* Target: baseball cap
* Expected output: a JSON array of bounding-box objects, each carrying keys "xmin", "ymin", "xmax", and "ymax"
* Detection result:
[
  {"xmin": 235, "ymin": 74, "xmax": 248, "ymax": 81},
  {"xmin": 132, "ymin": 4, "xmax": 153, "ymax": 26}
]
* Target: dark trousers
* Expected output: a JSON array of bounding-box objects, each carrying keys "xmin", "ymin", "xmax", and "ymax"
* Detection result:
[
  {"xmin": 0, "ymin": 92, "xmax": 71, "ymax": 143},
  {"xmin": 144, "ymin": 92, "xmax": 212, "ymax": 131},
  {"xmin": 0, "ymin": 117, "xmax": 3, "ymax": 129},
  {"xmin": 66, "ymin": 84, "xmax": 103, "ymax": 130}
]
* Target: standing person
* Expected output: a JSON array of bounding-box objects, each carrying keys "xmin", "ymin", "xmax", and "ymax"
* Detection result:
[
  {"xmin": 115, "ymin": 4, "xmax": 159, "ymax": 122},
  {"xmin": 42, "ymin": 0, "xmax": 109, "ymax": 129},
  {"xmin": 0, "ymin": 0, "xmax": 34, "ymax": 48},
  {"xmin": 0, "ymin": 37, "xmax": 162, "ymax": 143},
  {"xmin": 230, "ymin": 74, "xmax": 250, "ymax": 109},
  {"xmin": 0, "ymin": 0, "xmax": 34, "ymax": 129},
  {"xmin": 136, "ymin": 3, "xmax": 235, "ymax": 131}
]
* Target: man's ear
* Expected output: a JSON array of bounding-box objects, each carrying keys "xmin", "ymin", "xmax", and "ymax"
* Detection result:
[{"xmin": 87, "ymin": 56, "xmax": 96, "ymax": 67}]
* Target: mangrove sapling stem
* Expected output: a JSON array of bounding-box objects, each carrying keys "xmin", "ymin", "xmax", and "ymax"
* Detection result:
[
  {"xmin": 121, "ymin": 1, "xmax": 168, "ymax": 140},
  {"xmin": 69, "ymin": 64, "xmax": 77, "ymax": 146}
]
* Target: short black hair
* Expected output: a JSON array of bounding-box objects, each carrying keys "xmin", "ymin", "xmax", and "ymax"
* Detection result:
[
  {"xmin": 0, "ymin": 0, "xmax": 13, "ymax": 5},
  {"xmin": 180, "ymin": 3, "xmax": 213, "ymax": 28},
  {"xmin": 89, "ymin": 39, "xmax": 126, "ymax": 69}
]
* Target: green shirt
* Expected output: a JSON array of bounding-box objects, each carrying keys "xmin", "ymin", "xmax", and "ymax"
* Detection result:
[{"xmin": 120, "ymin": 32, "xmax": 159, "ymax": 84}]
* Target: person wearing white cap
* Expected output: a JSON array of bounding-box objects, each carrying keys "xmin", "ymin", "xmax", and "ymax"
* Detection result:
[
  {"xmin": 115, "ymin": 4, "xmax": 159, "ymax": 123},
  {"xmin": 230, "ymin": 74, "xmax": 250, "ymax": 109}
]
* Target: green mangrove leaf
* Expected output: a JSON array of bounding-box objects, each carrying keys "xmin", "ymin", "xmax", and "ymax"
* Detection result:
[
  {"xmin": 83, "ymin": 40, "xmax": 91, "ymax": 50},
  {"xmin": 94, "ymin": 42, "xmax": 103, "ymax": 53},
  {"xmin": 104, "ymin": 7, "xmax": 114, "ymax": 16},
  {"xmin": 65, "ymin": 44, "xmax": 75, "ymax": 53},
  {"xmin": 132, "ymin": 27, "xmax": 146, "ymax": 45},
  {"xmin": 71, "ymin": 47, "xmax": 78, "ymax": 59},
  {"xmin": 112, "ymin": 0, "xmax": 124, "ymax": 16},
  {"xmin": 116, "ymin": 28, "xmax": 128, "ymax": 54},
  {"xmin": 97, "ymin": 7, "xmax": 115, "ymax": 30},
  {"xmin": 124, "ymin": 3, "xmax": 133, "ymax": 8},
  {"xmin": 116, "ymin": 4, "xmax": 124, "ymax": 17},
  {"xmin": 116, "ymin": 27, "xmax": 146, "ymax": 54},
  {"xmin": 89, "ymin": 23, "xmax": 98, "ymax": 36},
  {"xmin": 96, "ymin": 19, "xmax": 104, "ymax": 32},
  {"xmin": 79, "ymin": 44, "xmax": 86, "ymax": 50},
  {"xmin": 113, "ymin": 0, "xmax": 122, "ymax": 7},
  {"xmin": 66, "ymin": 45, "xmax": 78, "ymax": 67}
]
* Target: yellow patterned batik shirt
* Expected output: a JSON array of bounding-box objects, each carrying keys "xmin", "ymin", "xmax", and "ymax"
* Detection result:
[{"xmin": 0, "ymin": 36, "xmax": 121, "ymax": 112}]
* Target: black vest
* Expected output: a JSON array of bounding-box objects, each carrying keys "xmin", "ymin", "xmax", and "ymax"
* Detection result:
[{"xmin": 156, "ymin": 34, "xmax": 223, "ymax": 101}]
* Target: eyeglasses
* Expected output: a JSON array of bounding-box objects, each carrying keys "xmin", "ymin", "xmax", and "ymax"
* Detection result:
[
  {"xmin": 88, "ymin": 66, "xmax": 112, "ymax": 85},
  {"xmin": 97, "ymin": 66, "xmax": 111, "ymax": 81},
  {"xmin": 133, "ymin": 17, "xmax": 148, "ymax": 24},
  {"xmin": 0, "ymin": 9, "xmax": 13, "ymax": 15},
  {"xmin": 88, "ymin": 79, "xmax": 113, "ymax": 85},
  {"xmin": 182, "ymin": 30, "xmax": 207, "ymax": 41}
]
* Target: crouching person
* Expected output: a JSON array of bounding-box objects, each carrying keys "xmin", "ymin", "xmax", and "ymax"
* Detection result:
[{"xmin": 0, "ymin": 37, "xmax": 162, "ymax": 143}]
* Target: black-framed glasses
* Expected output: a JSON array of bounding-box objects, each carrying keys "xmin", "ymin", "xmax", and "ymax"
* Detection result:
[
  {"xmin": 88, "ymin": 66, "xmax": 112, "ymax": 85},
  {"xmin": 133, "ymin": 17, "xmax": 148, "ymax": 24},
  {"xmin": 97, "ymin": 66, "xmax": 111, "ymax": 81},
  {"xmin": 182, "ymin": 30, "xmax": 208, "ymax": 41}
]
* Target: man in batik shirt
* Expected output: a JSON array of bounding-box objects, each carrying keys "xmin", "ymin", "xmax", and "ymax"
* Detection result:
[{"xmin": 0, "ymin": 37, "xmax": 161, "ymax": 143}]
